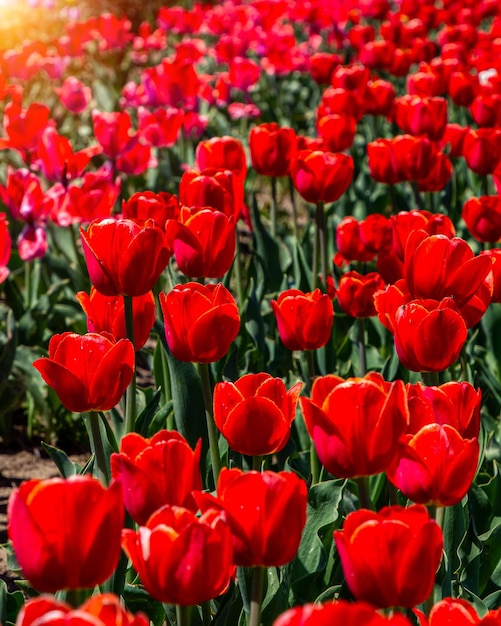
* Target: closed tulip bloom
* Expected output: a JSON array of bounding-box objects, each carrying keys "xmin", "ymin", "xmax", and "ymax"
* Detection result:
[
  {"xmin": 111, "ymin": 430, "xmax": 202, "ymax": 525},
  {"xmin": 249, "ymin": 123, "xmax": 297, "ymax": 178},
  {"xmin": 33, "ymin": 332, "xmax": 134, "ymax": 413},
  {"xmin": 462, "ymin": 128, "xmax": 501, "ymax": 176},
  {"xmin": 179, "ymin": 167, "xmax": 243, "ymax": 221},
  {"xmin": 300, "ymin": 373, "xmax": 408, "ymax": 478},
  {"xmin": 273, "ymin": 601, "xmax": 415, "ymax": 626},
  {"xmin": 76, "ymin": 288, "xmax": 156, "ymax": 350},
  {"xmin": 290, "ymin": 150, "xmax": 354, "ymax": 204},
  {"xmin": 271, "ymin": 288, "xmax": 334, "ymax": 351},
  {"xmin": 317, "ymin": 114, "xmax": 357, "ymax": 153},
  {"xmin": 16, "ymin": 594, "xmax": 148, "ymax": 626},
  {"xmin": 160, "ymin": 282, "xmax": 240, "ymax": 363},
  {"xmin": 80, "ymin": 218, "xmax": 171, "ymax": 297},
  {"xmin": 336, "ymin": 271, "xmax": 386, "ymax": 318},
  {"xmin": 165, "ymin": 206, "xmax": 235, "ymax": 278},
  {"xmin": 392, "ymin": 297, "xmax": 468, "ymax": 372},
  {"xmin": 393, "ymin": 95, "xmax": 448, "ymax": 141},
  {"xmin": 213, "ymin": 373, "xmax": 302, "ymax": 456},
  {"xmin": 122, "ymin": 190, "xmax": 180, "ymax": 229},
  {"xmin": 8, "ymin": 476, "xmax": 124, "ymax": 593},
  {"xmin": 334, "ymin": 505, "xmax": 443, "ymax": 608},
  {"xmin": 428, "ymin": 598, "xmax": 501, "ymax": 625},
  {"xmin": 195, "ymin": 135, "xmax": 247, "ymax": 182},
  {"xmin": 462, "ymin": 196, "xmax": 501, "ymax": 243},
  {"xmin": 195, "ymin": 468, "xmax": 307, "ymax": 567},
  {"xmin": 387, "ymin": 424, "xmax": 479, "ymax": 507},
  {"xmin": 121, "ymin": 505, "xmax": 233, "ymax": 605},
  {"xmin": 56, "ymin": 76, "xmax": 92, "ymax": 114}
]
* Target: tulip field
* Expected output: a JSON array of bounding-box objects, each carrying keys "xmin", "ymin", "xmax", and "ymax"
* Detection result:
[{"xmin": 4, "ymin": 0, "xmax": 501, "ymax": 624}]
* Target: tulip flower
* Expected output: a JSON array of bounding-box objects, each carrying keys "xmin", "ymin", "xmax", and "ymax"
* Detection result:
[
  {"xmin": 249, "ymin": 123, "xmax": 297, "ymax": 178},
  {"xmin": 56, "ymin": 76, "xmax": 92, "ymax": 114},
  {"xmin": 427, "ymin": 598, "xmax": 501, "ymax": 625},
  {"xmin": 110, "ymin": 430, "xmax": 202, "ymax": 525},
  {"xmin": 195, "ymin": 468, "xmax": 307, "ymax": 567},
  {"xmin": 273, "ymin": 601, "xmax": 415, "ymax": 626},
  {"xmin": 462, "ymin": 195, "xmax": 501, "ymax": 243},
  {"xmin": 8, "ymin": 476, "xmax": 124, "ymax": 593},
  {"xmin": 165, "ymin": 206, "xmax": 236, "ymax": 278},
  {"xmin": 33, "ymin": 332, "xmax": 134, "ymax": 413},
  {"xmin": 300, "ymin": 373, "xmax": 408, "ymax": 478},
  {"xmin": 122, "ymin": 190, "xmax": 180, "ymax": 229},
  {"xmin": 160, "ymin": 282, "xmax": 240, "ymax": 363},
  {"xmin": 387, "ymin": 423, "xmax": 479, "ymax": 507},
  {"xmin": 121, "ymin": 505, "xmax": 233, "ymax": 605},
  {"xmin": 317, "ymin": 114, "xmax": 357, "ymax": 152},
  {"xmin": 271, "ymin": 288, "xmax": 334, "ymax": 351},
  {"xmin": 179, "ymin": 167, "xmax": 243, "ymax": 221},
  {"xmin": 462, "ymin": 127, "xmax": 501, "ymax": 176},
  {"xmin": 195, "ymin": 135, "xmax": 247, "ymax": 183},
  {"xmin": 336, "ymin": 271, "xmax": 386, "ymax": 318},
  {"xmin": 393, "ymin": 95, "xmax": 448, "ymax": 141},
  {"xmin": 334, "ymin": 505, "xmax": 443, "ymax": 608},
  {"xmin": 16, "ymin": 594, "xmax": 148, "ymax": 626},
  {"xmin": 80, "ymin": 217, "xmax": 171, "ymax": 297},
  {"xmin": 76, "ymin": 288, "xmax": 156, "ymax": 350},
  {"xmin": 213, "ymin": 373, "xmax": 302, "ymax": 457},
  {"xmin": 290, "ymin": 150, "xmax": 354, "ymax": 204}
]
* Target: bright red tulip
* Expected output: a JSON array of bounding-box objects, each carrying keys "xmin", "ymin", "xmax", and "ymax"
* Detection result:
[
  {"xmin": 80, "ymin": 218, "xmax": 171, "ymax": 297},
  {"xmin": 290, "ymin": 150, "xmax": 354, "ymax": 204},
  {"xmin": 249, "ymin": 123, "xmax": 297, "ymax": 178},
  {"xmin": 195, "ymin": 468, "xmax": 307, "ymax": 567},
  {"xmin": 393, "ymin": 95, "xmax": 448, "ymax": 141},
  {"xmin": 213, "ymin": 373, "xmax": 302, "ymax": 456},
  {"xmin": 33, "ymin": 332, "xmax": 134, "ymax": 413},
  {"xmin": 122, "ymin": 505, "xmax": 233, "ymax": 605},
  {"xmin": 317, "ymin": 114, "xmax": 357, "ymax": 152},
  {"xmin": 165, "ymin": 206, "xmax": 235, "ymax": 278},
  {"xmin": 387, "ymin": 423, "xmax": 479, "ymax": 507},
  {"xmin": 427, "ymin": 598, "xmax": 501, "ymax": 625},
  {"xmin": 76, "ymin": 287, "xmax": 155, "ymax": 350},
  {"xmin": 271, "ymin": 288, "xmax": 334, "ymax": 351},
  {"xmin": 8, "ymin": 476, "xmax": 124, "ymax": 593},
  {"xmin": 160, "ymin": 282, "xmax": 240, "ymax": 363},
  {"xmin": 110, "ymin": 430, "xmax": 202, "ymax": 525},
  {"xmin": 481, "ymin": 248, "xmax": 501, "ymax": 303},
  {"xmin": 300, "ymin": 373, "xmax": 408, "ymax": 478},
  {"xmin": 364, "ymin": 79, "xmax": 396, "ymax": 117},
  {"xmin": 462, "ymin": 196, "xmax": 501, "ymax": 243},
  {"xmin": 336, "ymin": 271, "xmax": 386, "ymax": 318},
  {"xmin": 462, "ymin": 128, "xmax": 501, "ymax": 176},
  {"xmin": 195, "ymin": 135, "xmax": 247, "ymax": 183},
  {"xmin": 179, "ymin": 167, "xmax": 243, "ymax": 221},
  {"xmin": 16, "ymin": 594, "xmax": 148, "ymax": 626},
  {"xmin": 273, "ymin": 601, "xmax": 415, "ymax": 626},
  {"xmin": 122, "ymin": 190, "xmax": 180, "ymax": 229},
  {"xmin": 334, "ymin": 505, "xmax": 443, "ymax": 608}
]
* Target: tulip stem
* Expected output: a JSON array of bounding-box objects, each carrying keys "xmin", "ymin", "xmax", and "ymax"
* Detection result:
[
  {"xmin": 252, "ymin": 455, "xmax": 263, "ymax": 472},
  {"xmin": 421, "ymin": 371, "xmax": 440, "ymax": 387},
  {"xmin": 202, "ymin": 601, "xmax": 211, "ymax": 625},
  {"xmin": 356, "ymin": 476, "xmax": 373, "ymax": 510},
  {"xmin": 315, "ymin": 202, "xmax": 328, "ymax": 288},
  {"xmin": 198, "ymin": 362, "xmax": 222, "ymax": 486},
  {"xmin": 271, "ymin": 176, "xmax": 278, "ymax": 238},
  {"xmin": 87, "ymin": 412, "xmax": 109, "ymax": 485},
  {"xmin": 288, "ymin": 176, "xmax": 299, "ymax": 239},
  {"xmin": 176, "ymin": 604, "xmax": 192, "ymax": 626},
  {"xmin": 306, "ymin": 350, "xmax": 316, "ymax": 383},
  {"xmin": 124, "ymin": 295, "xmax": 137, "ymax": 434},
  {"xmin": 357, "ymin": 317, "xmax": 367, "ymax": 377},
  {"xmin": 248, "ymin": 566, "xmax": 266, "ymax": 626},
  {"xmin": 234, "ymin": 230, "xmax": 245, "ymax": 310}
]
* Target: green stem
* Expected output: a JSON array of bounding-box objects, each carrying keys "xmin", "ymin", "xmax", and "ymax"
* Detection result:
[
  {"xmin": 388, "ymin": 480, "xmax": 400, "ymax": 506},
  {"xmin": 306, "ymin": 349, "xmax": 316, "ymax": 383},
  {"xmin": 421, "ymin": 371, "xmax": 440, "ymax": 387},
  {"xmin": 64, "ymin": 588, "xmax": 87, "ymax": 608},
  {"xmin": 252, "ymin": 455, "xmax": 263, "ymax": 472},
  {"xmin": 124, "ymin": 295, "xmax": 137, "ymax": 434},
  {"xmin": 270, "ymin": 176, "xmax": 278, "ymax": 239},
  {"xmin": 357, "ymin": 317, "xmax": 367, "ymax": 377},
  {"xmin": 248, "ymin": 566, "xmax": 266, "ymax": 626},
  {"xmin": 234, "ymin": 230, "xmax": 245, "ymax": 310},
  {"xmin": 176, "ymin": 604, "xmax": 192, "ymax": 626},
  {"xmin": 202, "ymin": 601, "xmax": 211, "ymax": 625},
  {"xmin": 315, "ymin": 202, "xmax": 327, "ymax": 287},
  {"xmin": 288, "ymin": 176, "xmax": 299, "ymax": 239},
  {"xmin": 24, "ymin": 260, "xmax": 32, "ymax": 309},
  {"xmin": 310, "ymin": 440, "xmax": 320, "ymax": 486},
  {"xmin": 198, "ymin": 362, "xmax": 222, "ymax": 485},
  {"xmin": 356, "ymin": 476, "xmax": 373, "ymax": 510},
  {"xmin": 88, "ymin": 412, "xmax": 109, "ymax": 485}
]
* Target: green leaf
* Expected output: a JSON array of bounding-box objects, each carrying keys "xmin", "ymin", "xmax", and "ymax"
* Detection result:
[
  {"xmin": 0, "ymin": 579, "xmax": 24, "ymax": 626},
  {"xmin": 122, "ymin": 584, "xmax": 166, "ymax": 626},
  {"xmin": 41, "ymin": 442, "xmax": 77, "ymax": 478}
]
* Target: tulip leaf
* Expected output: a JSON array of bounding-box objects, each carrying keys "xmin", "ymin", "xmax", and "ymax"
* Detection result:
[
  {"xmin": 41, "ymin": 441, "xmax": 78, "ymax": 478},
  {"xmin": 262, "ymin": 567, "xmax": 290, "ymax": 626},
  {"xmin": 441, "ymin": 500, "xmax": 467, "ymax": 597},
  {"xmin": 135, "ymin": 388, "xmax": 162, "ymax": 436},
  {"xmin": 0, "ymin": 579, "xmax": 24, "ymax": 626},
  {"xmin": 211, "ymin": 582, "xmax": 243, "ymax": 626},
  {"xmin": 122, "ymin": 584, "xmax": 166, "ymax": 626}
]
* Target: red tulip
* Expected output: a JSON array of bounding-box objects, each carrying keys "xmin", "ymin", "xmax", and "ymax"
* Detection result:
[
  {"xmin": 317, "ymin": 114, "xmax": 357, "ymax": 153},
  {"xmin": 160, "ymin": 282, "xmax": 240, "ymax": 363},
  {"xmin": 195, "ymin": 135, "xmax": 247, "ymax": 183},
  {"xmin": 249, "ymin": 123, "xmax": 297, "ymax": 178},
  {"xmin": 387, "ymin": 423, "xmax": 479, "ymax": 507},
  {"xmin": 56, "ymin": 76, "xmax": 92, "ymax": 114},
  {"xmin": 195, "ymin": 468, "xmax": 307, "ymax": 567},
  {"xmin": 17, "ymin": 594, "xmax": 148, "ymax": 626},
  {"xmin": 300, "ymin": 373, "xmax": 408, "ymax": 478},
  {"xmin": 428, "ymin": 598, "xmax": 501, "ymax": 625},
  {"xmin": 122, "ymin": 190, "xmax": 180, "ymax": 230},
  {"xmin": 213, "ymin": 373, "xmax": 302, "ymax": 456},
  {"xmin": 33, "ymin": 332, "xmax": 134, "ymax": 413},
  {"xmin": 334, "ymin": 505, "xmax": 443, "ymax": 608},
  {"xmin": 0, "ymin": 213, "xmax": 11, "ymax": 284},
  {"xmin": 336, "ymin": 271, "xmax": 386, "ymax": 318},
  {"xmin": 80, "ymin": 218, "xmax": 171, "ymax": 297},
  {"xmin": 122, "ymin": 505, "xmax": 233, "ymax": 605},
  {"xmin": 462, "ymin": 196, "xmax": 501, "ymax": 243},
  {"xmin": 8, "ymin": 476, "xmax": 124, "ymax": 593},
  {"xmin": 76, "ymin": 287, "xmax": 156, "ymax": 350},
  {"xmin": 393, "ymin": 95, "xmax": 448, "ymax": 141},
  {"xmin": 481, "ymin": 248, "xmax": 501, "ymax": 302},
  {"xmin": 462, "ymin": 128, "xmax": 501, "ymax": 176},
  {"xmin": 273, "ymin": 601, "xmax": 415, "ymax": 626},
  {"xmin": 179, "ymin": 167, "xmax": 243, "ymax": 221},
  {"xmin": 364, "ymin": 79, "xmax": 396, "ymax": 117},
  {"xmin": 290, "ymin": 150, "xmax": 354, "ymax": 204},
  {"xmin": 111, "ymin": 430, "xmax": 202, "ymax": 526},
  {"xmin": 165, "ymin": 206, "xmax": 235, "ymax": 278},
  {"xmin": 271, "ymin": 288, "xmax": 334, "ymax": 351}
]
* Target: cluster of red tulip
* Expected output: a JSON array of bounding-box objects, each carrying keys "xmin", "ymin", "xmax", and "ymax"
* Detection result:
[{"xmin": 2, "ymin": 0, "xmax": 501, "ymax": 624}]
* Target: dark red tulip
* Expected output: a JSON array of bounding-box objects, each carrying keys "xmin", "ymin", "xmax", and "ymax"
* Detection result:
[{"xmin": 249, "ymin": 123, "xmax": 297, "ymax": 178}]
